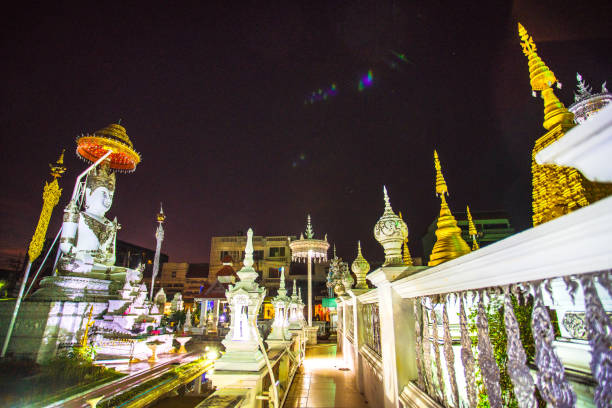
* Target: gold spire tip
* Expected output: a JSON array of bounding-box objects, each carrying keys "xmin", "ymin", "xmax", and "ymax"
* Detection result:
[{"xmin": 434, "ymin": 150, "xmax": 448, "ymax": 196}]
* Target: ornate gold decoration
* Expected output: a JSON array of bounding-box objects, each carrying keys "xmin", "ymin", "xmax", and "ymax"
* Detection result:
[
  {"xmin": 80, "ymin": 305, "xmax": 94, "ymax": 347},
  {"xmin": 428, "ymin": 151, "xmax": 470, "ymax": 266},
  {"xmin": 86, "ymin": 164, "xmax": 116, "ymax": 192},
  {"xmin": 351, "ymin": 241, "xmax": 370, "ymax": 289},
  {"xmin": 518, "ymin": 23, "xmax": 612, "ymax": 226},
  {"xmin": 28, "ymin": 153, "xmax": 66, "ymax": 262},
  {"xmin": 49, "ymin": 149, "xmax": 67, "ymax": 179},
  {"xmin": 77, "ymin": 123, "xmax": 141, "ymax": 172},
  {"xmin": 467, "ymin": 205, "xmax": 480, "ymax": 250},
  {"xmin": 399, "ymin": 212, "xmax": 413, "ymax": 266}
]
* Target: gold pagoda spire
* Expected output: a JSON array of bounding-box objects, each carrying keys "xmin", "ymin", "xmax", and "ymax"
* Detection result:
[
  {"xmin": 399, "ymin": 211, "xmax": 413, "ymax": 266},
  {"xmin": 434, "ymin": 150, "xmax": 448, "ymax": 196},
  {"xmin": 428, "ymin": 151, "xmax": 470, "ymax": 266},
  {"xmin": 466, "ymin": 205, "xmax": 479, "ymax": 250},
  {"xmin": 517, "ymin": 23, "xmax": 574, "ymax": 130}
]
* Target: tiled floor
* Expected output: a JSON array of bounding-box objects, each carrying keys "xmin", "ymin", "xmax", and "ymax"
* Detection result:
[{"xmin": 284, "ymin": 344, "xmax": 369, "ymax": 408}]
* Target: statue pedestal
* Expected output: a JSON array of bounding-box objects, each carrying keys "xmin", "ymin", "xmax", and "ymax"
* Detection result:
[
  {"xmin": 215, "ymin": 339, "xmax": 266, "ymax": 371},
  {"xmin": 31, "ymin": 275, "xmax": 114, "ymax": 301},
  {"xmin": 175, "ymin": 336, "xmax": 191, "ymax": 353},
  {"xmin": 304, "ymin": 326, "xmax": 318, "ymax": 345}
]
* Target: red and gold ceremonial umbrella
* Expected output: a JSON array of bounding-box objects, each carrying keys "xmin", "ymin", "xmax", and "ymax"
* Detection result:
[{"xmin": 76, "ymin": 123, "xmax": 141, "ymax": 172}]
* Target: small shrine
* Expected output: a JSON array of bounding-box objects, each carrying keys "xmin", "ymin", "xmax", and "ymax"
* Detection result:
[
  {"xmin": 214, "ymin": 228, "xmax": 267, "ymax": 371},
  {"xmin": 266, "ymin": 268, "xmax": 292, "ymax": 348}
]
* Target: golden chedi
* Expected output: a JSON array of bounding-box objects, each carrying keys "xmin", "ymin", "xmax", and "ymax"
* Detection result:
[
  {"xmin": 428, "ymin": 151, "xmax": 470, "ymax": 266},
  {"xmin": 351, "ymin": 241, "xmax": 370, "ymax": 289},
  {"xmin": 466, "ymin": 205, "xmax": 479, "ymax": 250},
  {"xmin": 399, "ymin": 212, "xmax": 413, "ymax": 266},
  {"xmin": 518, "ymin": 23, "xmax": 612, "ymax": 226}
]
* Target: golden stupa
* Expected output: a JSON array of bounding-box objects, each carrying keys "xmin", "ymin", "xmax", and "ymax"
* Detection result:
[
  {"xmin": 466, "ymin": 205, "xmax": 479, "ymax": 250},
  {"xmin": 428, "ymin": 151, "xmax": 470, "ymax": 266},
  {"xmin": 518, "ymin": 23, "xmax": 612, "ymax": 226}
]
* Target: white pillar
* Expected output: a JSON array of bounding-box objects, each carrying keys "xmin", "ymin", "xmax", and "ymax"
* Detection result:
[{"xmin": 307, "ymin": 250, "xmax": 313, "ymax": 326}]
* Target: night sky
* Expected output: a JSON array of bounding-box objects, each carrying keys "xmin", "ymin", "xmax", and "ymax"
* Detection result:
[{"xmin": 1, "ymin": 1, "xmax": 611, "ymax": 268}]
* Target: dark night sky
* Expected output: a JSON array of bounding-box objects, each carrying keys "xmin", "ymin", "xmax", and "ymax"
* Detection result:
[{"xmin": 1, "ymin": 1, "xmax": 611, "ymax": 267}]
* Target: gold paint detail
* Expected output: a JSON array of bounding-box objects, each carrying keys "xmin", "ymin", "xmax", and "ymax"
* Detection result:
[
  {"xmin": 28, "ymin": 179, "xmax": 62, "ymax": 262},
  {"xmin": 86, "ymin": 164, "xmax": 116, "ymax": 192},
  {"xmin": 81, "ymin": 305, "xmax": 94, "ymax": 347},
  {"xmin": 531, "ymin": 125, "xmax": 612, "ymax": 226},
  {"xmin": 428, "ymin": 152, "xmax": 470, "ymax": 266},
  {"xmin": 399, "ymin": 211, "xmax": 413, "ymax": 266},
  {"xmin": 467, "ymin": 206, "xmax": 480, "ymax": 250}
]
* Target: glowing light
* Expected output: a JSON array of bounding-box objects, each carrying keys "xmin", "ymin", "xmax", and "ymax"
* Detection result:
[
  {"xmin": 305, "ymin": 83, "xmax": 338, "ymax": 104},
  {"xmin": 358, "ymin": 70, "xmax": 373, "ymax": 91}
]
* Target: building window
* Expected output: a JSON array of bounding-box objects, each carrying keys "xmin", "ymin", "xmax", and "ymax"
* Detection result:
[
  {"xmin": 269, "ymin": 247, "xmax": 286, "ymax": 257},
  {"xmin": 268, "ymin": 268, "xmax": 280, "ymax": 279},
  {"xmin": 171, "ymin": 271, "xmax": 176, "ymax": 278},
  {"xmin": 254, "ymin": 250, "xmax": 264, "ymax": 261}
]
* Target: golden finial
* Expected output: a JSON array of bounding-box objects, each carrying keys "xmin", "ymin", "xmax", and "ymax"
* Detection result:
[
  {"xmin": 49, "ymin": 149, "xmax": 67, "ymax": 179},
  {"xmin": 467, "ymin": 205, "xmax": 480, "ymax": 250},
  {"xmin": 428, "ymin": 153, "xmax": 470, "ymax": 266},
  {"xmin": 517, "ymin": 23, "xmax": 574, "ymax": 130},
  {"xmin": 156, "ymin": 202, "xmax": 166, "ymax": 223},
  {"xmin": 399, "ymin": 212, "xmax": 413, "ymax": 266},
  {"xmin": 434, "ymin": 150, "xmax": 448, "ymax": 196}
]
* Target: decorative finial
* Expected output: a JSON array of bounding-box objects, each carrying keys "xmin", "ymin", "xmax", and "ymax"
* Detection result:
[
  {"xmin": 305, "ymin": 214, "xmax": 314, "ymax": 239},
  {"xmin": 517, "ymin": 22, "xmax": 574, "ymax": 130},
  {"xmin": 374, "ymin": 186, "xmax": 408, "ymax": 266},
  {"xmin": 243, "ymin": 228, "xmax": 254, "ymax": 268},
  {"xmin": 434, "ymin": 150, "xmax": 448, "ymax": 196},
  {"xmin": 298, "ymin": 287, "xmax": 302, "ymax": 301},
  {"xmin": 603, "ymin": 81, "xmax": 608, "ymax": 93},
  {"xmin": 333, "ymin": 244, "xmax": 337, "ymax": 259},
  {"xmin": 467, "ymin": 205, "xmax": 480, "ymax": 250},
  {"xmin": 49, "ymin": 149, "xmax": 67, "ymax": 179},
  {"xmin": 279, "ymin": 267, "xmax": 286, "ymax": 289},
  {"xmin": 574, "ymin": 72, "xmax": 593, "ymax": 102},
  {"xmin": 292, "ymin": 279, "xmax": 297, "ymax": 299},
  {"xmin": 383, "ymin": 185, "xmax": 393, "ymax": 212},
  {"xmin": 428, "ymin": 153, "xmax": 470, "ymax": 266},
  {"xmin": 156, "ymin": 202, "xmax": 166, "ymax": 223},
  {"xmin": 351, "ymin": 240, "xmax": 370, "ymax": 289}
]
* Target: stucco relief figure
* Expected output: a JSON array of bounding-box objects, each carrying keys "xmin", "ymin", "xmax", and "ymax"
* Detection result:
[{"xmin": 58, "ymin": 165, "xmax": 139, "ymax": 282}]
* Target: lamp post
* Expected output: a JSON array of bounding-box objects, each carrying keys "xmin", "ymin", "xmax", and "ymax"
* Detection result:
[
  {"xmin": 150, "ymin": 203, "xmax": 166, "ymax": 301},
  {"xmin": 2, "ymin": 151, "xmax": 66, "ymax": 357},
  {"xmin": 289, "ymin": 215, "xmax": 329, "ymax": 343}
]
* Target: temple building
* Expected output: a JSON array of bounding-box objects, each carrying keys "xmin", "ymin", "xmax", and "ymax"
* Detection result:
[{"xmin": 518, "ymin": 24, "xmax": 612, "ymax": 226}]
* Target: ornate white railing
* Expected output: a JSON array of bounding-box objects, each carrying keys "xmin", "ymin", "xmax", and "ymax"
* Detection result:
[{"xmin": 338, "ymin": 195, "xmax": 612, "ymax": 408}]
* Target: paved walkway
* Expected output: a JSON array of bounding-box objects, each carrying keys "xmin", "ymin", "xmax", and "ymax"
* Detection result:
[{"xmin": 284, "ymin": 344, "xmax": 369, "ymax": 408}]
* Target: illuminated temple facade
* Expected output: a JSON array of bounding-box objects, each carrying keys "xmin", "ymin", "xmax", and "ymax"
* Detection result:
[{"xmin": 518, "ymin": 24, "xmax": 612, "ymax": 226}]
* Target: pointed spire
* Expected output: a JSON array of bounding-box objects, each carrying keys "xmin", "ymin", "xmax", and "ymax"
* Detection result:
[
  {"xmin": 383, "ymin": 185, "xmax": 394, "ymax": 212},
  {"xmin": 333, "ymin": 244, "xmax": 337, "ymax": 259},
  {"xmin": 49, "ymin": 149, "xmax": 67, "ymax": 179},
  {"xmin": 467, "ymin": 205, "xmax": 480, "ymax": 250},
  {"xmin": 277, "ymin": 267, "xmax": 287, "ymax": 297},
  {"xmin": 305, "ymin": 214, "xmax": 314, "ymax": 239},
  {"xmin": 243, "ymin": 228, "xmax": 254, "ymax": 268},
  {"xmin": 428, "ymin": 152, "xmax": 470, "ymax": 266},
  {"xmin": 298, "ymin": 287, "xmax": 303, "ymax": 301},
  {"xmin": 398, "ymin": 212, "xmax": 413, "ymax": 266},
  {"xmin": 156, "ymin": 202, "xmax": 166, "ymax": 223},
  {"xmin": 434, "ymin": 150, "xmax": 448, "ymax": 196},
  {"xmin": 574, "ymin": 73, "xmax": 593, "ymax": 102},
  {"xmin": 517, "ymin": 23, "xmax": 574, "ymax": 130},
  {"xmin": 292, "ymin": 279, "xmax": 298, "ymax": 300},
  {"xmin": 351, "ymin": 240, "xmax": 370, "ymax": 289}
]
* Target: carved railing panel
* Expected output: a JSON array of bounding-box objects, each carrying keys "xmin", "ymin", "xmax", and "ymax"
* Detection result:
[
  {"xmin": 406, "ymin": 272, "xmax": 611, "ymax": 408},
  {"xmin": 360, "ymin": 302, "xmax": 382, "ymax": 357},
  {"xmin": 346, "ymin": 304, "xmax": 354, "ymax": 339}
]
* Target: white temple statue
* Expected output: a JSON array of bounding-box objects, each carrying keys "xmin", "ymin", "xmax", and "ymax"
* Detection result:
[
  {"xmin": 267, "ymin": 268, "xmax": 292, "ymax": 348},
  {"xmin": 58, "ymin": 165, "xmax": 140, "ymax": 283}
]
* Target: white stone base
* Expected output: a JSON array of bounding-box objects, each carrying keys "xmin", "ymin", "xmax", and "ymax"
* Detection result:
[
  {"xmin": 266, "ymin": 338, "xmax": 292, "ymax": 350},
  {"xmin": 215, "ymin": 349, "xmax": 266, "ymax": 371},
  {"xmin": 304, "ymin": 326, "xmax": 318, "ymax": 345}
]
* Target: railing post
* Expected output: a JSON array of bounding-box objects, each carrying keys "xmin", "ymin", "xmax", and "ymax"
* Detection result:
[
  {"xmin": 348, "ymin": 288, "xmax": 369, "ymax": 394},
  {"xmin": 368, "ymin": 267, "xmax": 405, "ymax": 408}
]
